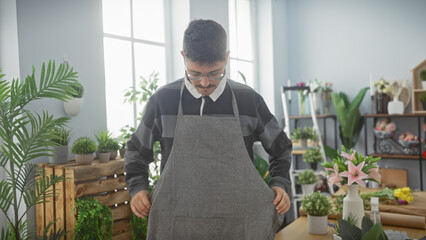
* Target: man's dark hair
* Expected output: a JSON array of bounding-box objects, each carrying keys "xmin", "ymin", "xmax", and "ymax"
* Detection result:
[{"xmin": 183, "ymin": 19, "xmax": 227, "ymax": 65}]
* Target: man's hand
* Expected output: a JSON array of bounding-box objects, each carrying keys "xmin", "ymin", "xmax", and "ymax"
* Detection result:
[
  {"xmin": 271, "ymin": 187, "xmax": 290, "ymax": 215},
  {"xmin": 130, "ymin": 190, "xmax": 151, "ymax": 218}
]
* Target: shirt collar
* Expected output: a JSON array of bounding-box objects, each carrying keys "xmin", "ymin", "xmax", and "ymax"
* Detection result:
[{"xmin": 184, "ymin": 77, "xmax": 227, "ymax": 102}]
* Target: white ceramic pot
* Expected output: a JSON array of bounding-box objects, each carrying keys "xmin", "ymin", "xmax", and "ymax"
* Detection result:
[
  {"xmin": 343, "ymin": 184, "xmax": 364, "ymax": 228},
  {"xmin": 301, "ymin": 183, "xmax": 315, "ymax": 196},
  {"xmin": 307, "ymin": 215, "xmax": 328, "ymax": 235},
  {"xmin": 387, "ymin": 99, "xmax": 404, "ymax": 115},
  {"xmin": 75, "ymin": 153, "xmax": 94, "ymax": 165},
  {"xmin": 48, "ymin": 145, "xmax": 68, "ymax": 164},
  {"xmin": 99, "ymin": 152, "xmax": 110, "ymax": 163},
  {"xmin": 64, "ymin": 97, "xmax": 83, "ymax": 116},
  {"xmin": 299, "ymin": 139, "xmax": 308, "ymax": 148},
  {"xmin": 422, "ymin": 81, "xmax": 426, "ymax": 89}
]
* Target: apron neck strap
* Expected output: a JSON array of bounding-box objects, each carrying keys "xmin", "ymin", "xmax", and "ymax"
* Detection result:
[{"xmin": 178, "ymin": 79, "xmax": 239, "ymax": 117}]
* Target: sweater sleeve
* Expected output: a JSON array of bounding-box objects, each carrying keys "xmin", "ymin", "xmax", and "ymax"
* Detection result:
[
  {"xmin": 124, "ymin": 96, "xmax": 158, "ymax": 197},
  {"xmin": 255, "ymin": 96, "xmax": 293, "ymax": 194}
]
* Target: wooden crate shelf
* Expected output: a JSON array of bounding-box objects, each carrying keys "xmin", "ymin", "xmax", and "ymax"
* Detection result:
[{"xmin": 36, "ymin": 158, "xmax": 132, "ymax": 240}]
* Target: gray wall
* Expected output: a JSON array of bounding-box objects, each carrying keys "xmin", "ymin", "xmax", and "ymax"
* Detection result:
[
  {"xmin": 16, "ymin": 0, "xmax": 107, "ymax": 156},
  {"xmin": 0, "ymin": 0, "xmax": 21, "ymax": 231},
  {"xmin": 281, "ymin": 0, "xmax": 426, "ymax": 190},
  {"xmin": 15, "ymin": 0, "xmax": 107, "ymax": 230}
]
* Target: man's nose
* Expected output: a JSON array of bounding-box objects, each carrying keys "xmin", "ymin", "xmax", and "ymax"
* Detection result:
[{"xmin": 200, "ymin": 76, "xmax": 210, "ymax": 87}]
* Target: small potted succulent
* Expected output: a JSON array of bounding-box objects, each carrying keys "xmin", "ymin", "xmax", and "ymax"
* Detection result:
[
  {"xmin": 302, "ymin": 147, "xmax": 323, "ymax": 170},
  {"xmin": 302, "ymin": 191, "xmax": 333, "ymax": 235},
  {"xmin": 64, "ymin": 81, "xmax": 84, "ymax": 116},
  {"xmin": 48, "ymin": 127, "xmax": 71, "ymax": 164},
  {"xmin": 107, "ymin": 139, "xmax": 120, "ymax": 160},
  {"xmin": 119, "ymin": 125, "xmax": 135, "ymax": 158},
  {"xmin": 291, "ymin": 127, "xmax": 317, "ymax": 148},
  {"xmin": 97, "ymin": 141, "xmax": 111, "ymax": 163},
  {"xmin": 297, "ymin": 169, "xmax": 318, "ymax": 196},
  {"xmin": 71, "ymin": 137, "xmax": 97, "ymax": 164}
]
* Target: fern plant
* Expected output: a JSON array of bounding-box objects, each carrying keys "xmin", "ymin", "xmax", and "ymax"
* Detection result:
[{"xmin": 0, "ymin": 61, "xmax": 78, "ymax": 239}]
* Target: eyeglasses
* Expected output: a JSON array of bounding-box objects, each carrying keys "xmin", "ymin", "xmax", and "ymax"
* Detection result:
[{"xmin": 185, "ymin": 69, "xmax": 226, "ymax": 81}]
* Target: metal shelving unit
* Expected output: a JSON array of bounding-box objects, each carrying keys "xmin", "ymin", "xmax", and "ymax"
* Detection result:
[{"xmin": 364, "ymin": 113, "xmax": 426, "ymax": 190}]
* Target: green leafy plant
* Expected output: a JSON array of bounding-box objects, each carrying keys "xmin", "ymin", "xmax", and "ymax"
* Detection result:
[
  {"xmin": 119, "ymin": 125, "xmax": 135, "ymax": 149},
  {"xmin": 70, "ymin": 81, "xmax": 84, "ymax": 98},
  {"xmin": 335, "ymin": 216, "xmax": 388, "ymax": 240},
  {"xmin": 131, "ymin": 213, "xmax": 148, "ymax": 240},
  {"xmin": 302, "ymin": 148, "xmax": 323, "ymax": 163},
  {"xmin": 290, "ymin": 127, "xmax": 317, "ymax": 140},
  {"xmin": 0, "ymin": 61, "xmax": 78, "ymax": 239},
  {"xmin": 331, "ymin": 87, "xmax": 369, "ymax": 150},
  {"xmin": 50, "ymin": 126, "xmax": 72, "ymax": 146},
  {"xmin": 71, "ymin": 137, "xmax": 97, "ymax": 154},
  {"xmin": 97, "ymin": 141, "xmax": 110, "ymax": 153},
  {"xmin": 421, "ymin": 92, "xmax": 426, "ymax": 103},
  {"xmin": 302, "ymin": 191, "xmax": 332, "ymax": 216},
  {"xmin": 420, "ymin": 69, "xmax": 426, "ymax": 81},
  {"xmin": 297, "ymin": 169, "xmax": 317, "ymax": 184},
  {"xmin": 106, "ymin": 139, "xmax": 120, "ymax": 151},
  {"xmin": 95, "ymin": 129, "xmax": 113, "ymax": 145},
  {"xmin": 73, "ymin": 197, "xmax": 112, "ymax": 240}
]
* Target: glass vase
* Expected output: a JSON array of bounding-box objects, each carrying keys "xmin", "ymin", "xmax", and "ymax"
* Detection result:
[
  {"xmin": 298, "ymin": 92, "xmax": 311, "ymax": 116},
  {"xmin": 342, "ymin": 184, "xmax": 364, "ymax": 229},
  {"xmin": 321, "ymin": 91, "xmax": 332, "ymax": 114}
]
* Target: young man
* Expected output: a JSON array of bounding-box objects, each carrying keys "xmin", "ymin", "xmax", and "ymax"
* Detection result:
[{"xmin": 125, "ymin": 19, "xmax": 292, "ymax": 239}]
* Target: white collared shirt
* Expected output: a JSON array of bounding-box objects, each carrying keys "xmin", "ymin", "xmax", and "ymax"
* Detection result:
[{"xmin": 184, "ymin": 77, "xmax": 228, "ymax": 116}]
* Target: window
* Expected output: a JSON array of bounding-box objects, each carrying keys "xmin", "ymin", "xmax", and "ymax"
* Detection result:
[
  {"xmin": 229, "ymin": 0, "xmax": 255, "ymax": 88},
  {"xmin": 102, "ymin": 0, "xmax": 167, "ymax": 137}
]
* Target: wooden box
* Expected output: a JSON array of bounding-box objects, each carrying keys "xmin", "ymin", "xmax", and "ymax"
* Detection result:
[{"xmin": 36, "ymin": 158, "xmax": 132, "ymax": 240}]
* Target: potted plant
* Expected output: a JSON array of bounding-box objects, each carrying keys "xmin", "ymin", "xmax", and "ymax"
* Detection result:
[
  {"xmin": 97, "ymin": 141, "xmax": 111, "ymax": 163},
  {"xmin": 331, "ymin": 87, "xmax": 369, "ymax": 149},
  {"xmin": 420, "ymin": 69, "xmax": 426, "ymax": 89},
  {"xmin": 0, "ymin": 61, "xmax": 77, "ymax": 239},
  {"xmin": 421, "ymin": 92, "xmax": 426, "ymax": 110},
  {"xmin": 64, "ymin": 81, "xmax": 84, "ymax": 116},
  {"xmin": 119, "ymin": 125, "xmax": 135, "ymax": 158},
  {"xmin": 302, "ymin": 191, "xmax": 333, "ymax": 235},
  {"xmin": 107, "ymin": 139, "xmax": 120, "ymax": 160},
  {"xmin": 291, "ymin": 127, "xmax": 317, "ymax": 148},
  {"xmin": 71, "ymin": 137, "xmax": 97, "ymax": 164},
  {"xmin": 303, "ymin": 147, "xmax": 323, "ymax": 170},
  {"xmin": 73, "ymin": 197, "xmax": 112, "ymax": 239},
  {"xmin": 48, "ymin": 126, "xmax": 72, "ymax": 164},
  {"xmin": 297, "ymin": 169, "xmax": 318, "ymax": 196}
]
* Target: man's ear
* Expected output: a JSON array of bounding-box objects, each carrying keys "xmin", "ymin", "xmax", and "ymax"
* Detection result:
[{"xmin": 181, "ymin": 50, "xmax": 184, "ymax": 57}]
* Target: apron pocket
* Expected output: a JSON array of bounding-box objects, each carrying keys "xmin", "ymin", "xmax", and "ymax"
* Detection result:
[{"xmin": 172, "ymin": 216, "xmax": 245, "ymax": 240}]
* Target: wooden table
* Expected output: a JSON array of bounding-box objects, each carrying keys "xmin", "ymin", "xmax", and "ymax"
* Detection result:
[{"xmin": 274, "ymin": 217, "xmax": 426, "ymax": 240}]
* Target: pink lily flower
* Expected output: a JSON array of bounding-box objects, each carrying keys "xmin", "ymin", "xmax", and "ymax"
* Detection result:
[
  {"xmin": 324, "ymin": 164, "xmax": 342, "ymax": 188},
  {"xmin": 368, "ymin": 167, "xmax": 381, "ymax": 183},
  {"xmin": 341, "ymin": 151, "xmax": 356, "ymax": 163},
  {"xmin": 340, "ymin": 161, "xmax": 369, "ymax": 187}
]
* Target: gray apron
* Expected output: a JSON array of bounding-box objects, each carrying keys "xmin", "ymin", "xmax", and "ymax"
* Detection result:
[{"xmin": 147, "ymin": 81, "xmax": 284, "ymax": 240}]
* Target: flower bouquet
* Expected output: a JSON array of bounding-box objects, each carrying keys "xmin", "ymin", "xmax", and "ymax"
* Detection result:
[
  {"xmin": 322, "ymin": 146, "xmax": 381, "ymax": 228},
  {"xmin": 373, "ymin": 118, "xmax": 396, "ymax": 139},
  {"xmin": 321, "ymin": 146, "xmax": 381, "ymax": 188}
]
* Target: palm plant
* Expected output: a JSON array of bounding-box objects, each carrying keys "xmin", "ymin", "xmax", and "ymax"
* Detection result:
[{"xmin": 0, "ymin": 61, "xmax": 78, "ymax": 239}]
